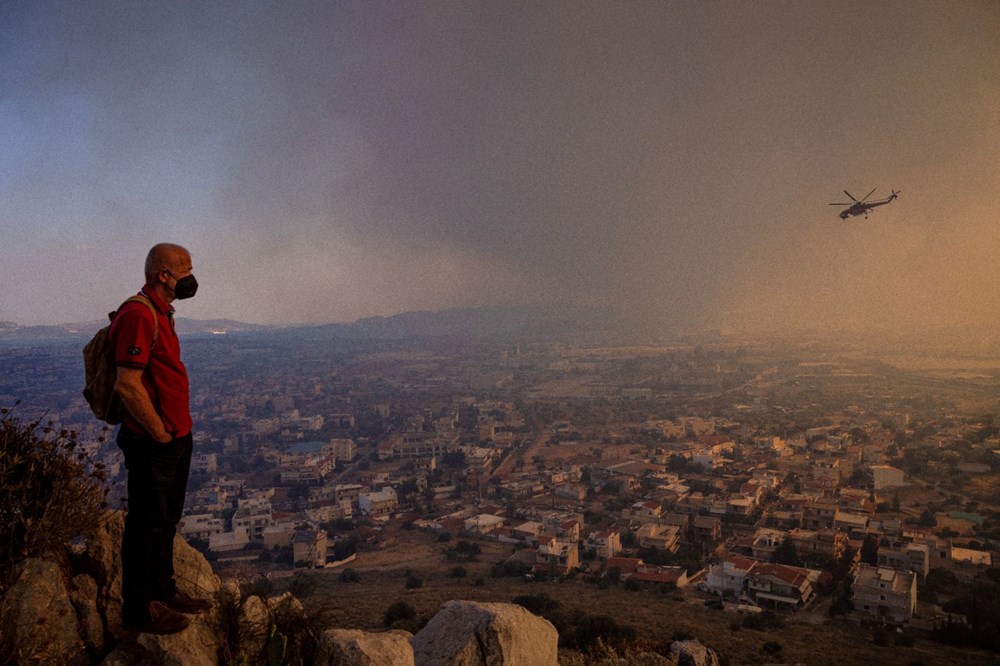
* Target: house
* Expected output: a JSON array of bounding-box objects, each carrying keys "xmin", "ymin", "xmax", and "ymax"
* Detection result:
[
  {"xmin": 750, "ymin": 528, "xmax": 786, "ymax": 561},
  {"xmin": 586, "ymin": 530, "xmax": 622, "ymax": 560},
  {"xmin": 704, "ymin": 555, "xmax": 757, "ymax": 597},
  {"xmin": 693, "ymin": 515, "xmax": 722, "ymax": 543},
  {"xmin": 788, "ymin": 528, "xmax": 848, "ymax": 560},
  {"xmin": 745, "ymin": 563, "xmax": 818, "ymax": 609},
  {"xmin": 359, "ymin": 487, "xmax": 398, "ymax": 519},
  {"xmin": 631, "ymin": 564, "xmax": 689, "ymax": 588},
  {"xmin": 877, "ymin": 542, "xmax": 930, "ymax": 580},
  {"xmin": 852, "ymin": 564, "xmax": 917, "ymax": 625},
  {"xmin": 534, "ymin": 537, "xmax": 580, "ymax": 576},
  {"xmin": 292, "ymin": 529, "xmax": 328, "ymax": 568},
  {"xmin": 464, "ymin": 513, "xmax": 505, "ymax": 536},
  {"xmin": 802, "ymin": 501, "xmax": 838, "ymax": 530},
  {"xmin": 636, "ymin": 523, "xmax": 681, "ymax": 553}
]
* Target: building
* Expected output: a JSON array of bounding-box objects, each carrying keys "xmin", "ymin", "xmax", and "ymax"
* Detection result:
[
  {"xmin": 232, "ymin": 496, "xmax": 274, "ymax": 542},
  {"xmin": 359, "ymin": 487, "xmax": 398, "ymax": 519},
  {"xmin": 636, "ymin": 523, "xmax": 681, "ymax": 553},
  {"xmin": 586, "ymin": 530, "xmax": 622, "ymax": 560},
  {"xmin": 745, "ymin": 563, "xmax": 818, "ymax": 609},
  {"xmin": 852, "ymin": 564, "xmax": 917, "ymax": 625},
  {"xmin": 329, "ymin": 438, "xmax": 357, "ymax": 462},
  {"xmin": 292, "ymin": 529, "xmax": 328, "ymax": 568},
  {"xmin": 693, "ymin": 515, "xmax": 722, "ymax": 543}
]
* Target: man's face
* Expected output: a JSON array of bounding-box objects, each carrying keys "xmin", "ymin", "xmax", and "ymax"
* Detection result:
[{"xmin": 159, "ymin": 252, "xmax": 196, "ymax": 300}]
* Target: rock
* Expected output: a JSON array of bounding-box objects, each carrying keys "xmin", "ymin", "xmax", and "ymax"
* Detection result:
[
  {"xmin": 669, "ymin": 639, "xmax": 720, "ymax": 666},
  {"xmin": 133, "ymin": 614, "xmax": 220, "ymax": 666},
  {"xmin": 80, "ymin": 510, "xmax": 126, "ymax": 638},
  {"xmin": 410, "ymin": 600, "xmax": 558, "ymax": 666},
  {"xmin": 231, "ymin": 591, "xmax": 307, "ymax": 661},
  {"xmin": 69, "ymin": 573, "xmax": 105, "ymax": 654},
  {"xmin": 323, "ymin": 628, "xmax": 415, "ymax": 666},
  {"xmin": 0, "ymin": 558, "xmax": 88, "ymax": 665},
  {"xmin": 173, "ymin": 532, "xmax": 221, "ymax": 602}
]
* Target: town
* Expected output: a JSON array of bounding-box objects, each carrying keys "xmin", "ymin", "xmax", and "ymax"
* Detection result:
[{"xmin": 3, "ymin": 325, "xmax": 1000, "ymax": 659}]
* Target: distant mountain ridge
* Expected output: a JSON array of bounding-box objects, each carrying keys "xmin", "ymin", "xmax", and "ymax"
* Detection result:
[
  {"xmin": 0, "ymin": 304, "xmax": 622, "ymax": 344},
  {"xmin": 0, "ymin": 318, "xmax": 270, "ymax": 342}
]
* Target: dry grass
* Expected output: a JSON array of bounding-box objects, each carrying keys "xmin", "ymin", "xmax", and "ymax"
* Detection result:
[{"xmin": 276, "ymin": 529, "xmax": 998, "ymax": 665}]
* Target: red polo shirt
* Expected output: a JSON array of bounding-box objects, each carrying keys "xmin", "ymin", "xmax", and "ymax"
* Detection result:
[{"xmin": 109, "ymin": 286, "xmax": 192, "ymax": 438}]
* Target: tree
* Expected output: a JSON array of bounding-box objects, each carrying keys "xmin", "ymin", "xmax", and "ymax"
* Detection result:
[
  {"xmin": 773, "ymin": 538, "xmax": 802, "ymax": 567},
  {"xmin": 860, "ymin": 535, "xmax": 879, "ymax": 566}
]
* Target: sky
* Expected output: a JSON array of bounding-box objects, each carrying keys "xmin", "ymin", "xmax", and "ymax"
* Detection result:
[{"xmin": 1, "ymin": 1, "xmax": 998, "ymax": 339}]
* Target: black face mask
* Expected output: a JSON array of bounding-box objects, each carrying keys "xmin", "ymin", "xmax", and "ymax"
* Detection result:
[{"xmin": 167, "ymin": 271, "xmax": 199, "ymax": 300}]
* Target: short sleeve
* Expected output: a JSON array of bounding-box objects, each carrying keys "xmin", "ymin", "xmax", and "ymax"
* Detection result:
[{"xmin": 112, "ymin": 302, "xmax": 155, "ymax": 369}]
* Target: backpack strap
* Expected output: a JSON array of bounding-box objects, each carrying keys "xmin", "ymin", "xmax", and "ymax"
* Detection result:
[{"xmin": 119, "ymin": 294, "xmax": 160, "ymax": 349}]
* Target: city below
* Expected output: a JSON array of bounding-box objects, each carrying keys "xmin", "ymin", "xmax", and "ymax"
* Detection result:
[{"xmin": 3, "ymin": 313, "xmax": 1000, "ymax": 663}]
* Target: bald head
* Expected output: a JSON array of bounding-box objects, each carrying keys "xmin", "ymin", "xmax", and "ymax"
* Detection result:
[{"xmin": 144, "ymin": 243, "xmax": 191, "ymax": 283}]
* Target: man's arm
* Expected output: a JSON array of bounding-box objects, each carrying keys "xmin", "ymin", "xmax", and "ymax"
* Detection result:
[{"xmin": 114, "ymin": 367, "xmax": 172, "ymax": 443}]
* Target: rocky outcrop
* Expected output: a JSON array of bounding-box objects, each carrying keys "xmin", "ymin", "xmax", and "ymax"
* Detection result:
[
  {"xmin": 1, "ymin": 511, "xmax": 717, "ymax": 666},
  {"xmin": 669, "ymin": 639, "xmax": 720, "ymax": 666},
  {"xmin": 0, "ymin": 558, "xmax": 89, "ymax": 666},
  {"xmin": 323, "ymin": 628, "xmax": 415, "ymax": 666},
  {"xmin": 410, "ymin": 600, "xmax": 559, "ymax": 666}
]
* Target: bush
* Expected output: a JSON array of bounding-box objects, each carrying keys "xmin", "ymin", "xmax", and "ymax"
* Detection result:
[
  {"xmin": 383, "ymin": 600, "xmax": 416, "ymax": 627},
  {"xmin": 339, "ymin": 568, "xmax": 360, "ymax": 583},
  {"xmin": 0, "ymin": 409, "xmax": 110, "ymax": 577},
  {"xmin": 449, "ymin": 566, "xmax": 467, "ymax": 578},
  {"xmin": 405, "ymin": 574, "xmax": 423, "ymax": 589},
  {"xmin": 512, "ymin": 593, "xmax": 560, "ymax": 616}
]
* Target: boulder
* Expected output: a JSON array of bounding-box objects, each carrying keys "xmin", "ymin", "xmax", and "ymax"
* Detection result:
[
  {"xmin": 669, "ymin": 639, "xmax": 720, "ymax": 666},
  {"xmin": 98, "ymin": 616, "xmax": 219, "ymax": 666},
  {"xmin": 410, "ymin": 600, "xmax": 558, "ymax": 666},
  {"xmin": 173, "ymin": 532, "xmax": 222, "ymax": 602},
  {"xmin": 323, "ymin": 628, "xmax": 415, "ymax": 666},
  {"xmin": 0, "ymin": 558, "xmax": 88, "ymax": 665},
  {"xmin": 231, "ymin": 591, "xmax": 307, "ymax": 661},
  {"xmin": 69, "ymin": 573, "xmax": 105, "ymax": 654},
  {"xmin": 78, "ymin": 510, "xmax": 126, "ymax": 637}
]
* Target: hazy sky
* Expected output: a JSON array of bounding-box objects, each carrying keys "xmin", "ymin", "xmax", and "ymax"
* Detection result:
[{"xmin": 2, "ymin": 1, "xmax": 998, "ymax": 336}]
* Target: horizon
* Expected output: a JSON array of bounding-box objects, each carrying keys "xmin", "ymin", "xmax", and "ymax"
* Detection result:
[{"xmin": 2, "ymin": 2, "xmax": 998, "ymax": 340}]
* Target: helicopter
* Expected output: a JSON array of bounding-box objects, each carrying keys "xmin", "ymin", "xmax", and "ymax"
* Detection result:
[{"xmin": 830, "ymin": 188, "xmax": 899, "ymax": 220}]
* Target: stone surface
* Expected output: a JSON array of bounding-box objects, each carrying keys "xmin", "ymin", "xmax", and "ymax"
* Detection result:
[
  {"xmin": 410, "ymin": 600, "xmax": 558, "ymax": 666},
  {"xmin": 80, "ymin": 510, "xmax": 126, "ymax": 638},
  {"xmin": 69, "ymin": 573, "xmax": 105, "ymax": 654},
  {"xmin": 324, "ymin": 628, "xmax": 415, "ymax": 666},
  {"xmin": 0, "ymin": 558, "xmax": 88, "ymax": 665},
  {"xmin": 669, "ymin": 639, "xmax": 720, "ymax": 666},
  {"xmin": 173, "ymin": 532, "xmax": 222, "ymax": 602}
]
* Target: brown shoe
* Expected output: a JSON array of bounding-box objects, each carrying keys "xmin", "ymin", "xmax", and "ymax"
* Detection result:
[
  {"xmin": 166, "ymin": 589, "xmax": 213, "ymax": 614},
  {"xmin": 123, "ymin": 600, "xmax": 190, "ymax": 634}
]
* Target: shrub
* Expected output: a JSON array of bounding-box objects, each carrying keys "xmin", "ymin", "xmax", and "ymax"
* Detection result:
[
  {"xmin": 383, "ymin": 600, "xmax": 416, "ymax": 627},
  {"xmin": 512, "ymin": 593, "xmax": 561, "ymax": 616},
  {"xmin": 449, "ymin": 566, "xmax": 467, "ymax": 578},
  {"xmin": 0, "ymin": 408, "xmax": 110, "ymax": 578},
  {"xmin": 405, "ymin": 574, "xmax": 423, "ymax": 589},
  {"xmin": 339, "ymin": 568, "xmax": 360, "ymax": 583}
]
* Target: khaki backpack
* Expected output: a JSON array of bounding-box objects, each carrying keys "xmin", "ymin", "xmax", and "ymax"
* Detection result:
[{"xmin": 82, "ymin": 295, "xmax": 159, "ymax": 424}]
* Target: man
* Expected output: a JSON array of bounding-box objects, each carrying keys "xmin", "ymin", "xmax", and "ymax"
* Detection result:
[{"xmin": 110, "ymin": 243, "xmax": 211, "ymax": 634}]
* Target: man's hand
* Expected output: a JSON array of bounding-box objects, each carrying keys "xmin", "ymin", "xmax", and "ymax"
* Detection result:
[
  {"xmin": 153, "ymin": 431, "xmax": 173, "ymax": 444},
  {"xmin": 115, "ymin": 367, "xmax": 173, "ymax": 443}
]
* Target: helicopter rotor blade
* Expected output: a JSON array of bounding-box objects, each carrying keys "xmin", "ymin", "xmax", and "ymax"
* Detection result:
[
  {"xmin": 843, "ymin": 191, "xmax": 859, "ymax": 202},
  {"xmin": 830, "ymin": 202, "xmax": 851, "ymax": 206},
  {"xmin": 862, "ymin": 187, "xmax": 877, "ymax": 202}
]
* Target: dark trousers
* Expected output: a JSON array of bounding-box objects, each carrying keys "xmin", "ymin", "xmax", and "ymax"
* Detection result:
[{"xmin": 117, "ymin": 428, "xmax": 193, "ymax": 616}]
